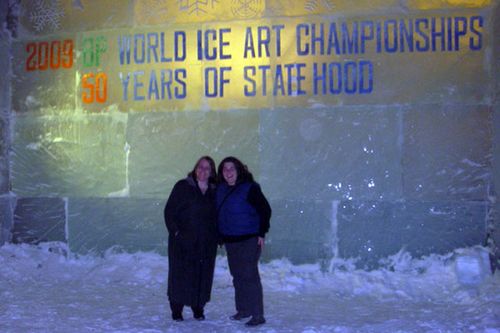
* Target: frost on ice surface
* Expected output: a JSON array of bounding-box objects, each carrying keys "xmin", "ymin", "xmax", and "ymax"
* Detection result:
[
  {"xmin": 299, "ymin": 118, "xmax": 322, "ymax": 141},
  {"xmin": 29, "ymin": 0, "xmax": 64, "ymax": 32},
  {"xmin": 0, "ymin": 242, "xmax": 499, "ymax": 333}
]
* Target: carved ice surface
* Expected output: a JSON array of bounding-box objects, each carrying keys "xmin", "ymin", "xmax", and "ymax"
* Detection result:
[
  {"xmin": 1, "ymin": 2, "xmax": 497, "ymax": 271},
  {"xmin": 454, "ymin": 247, "xmax": 492, "ymax": 287},
  {"xmin": 299, "ymin": 118, "xmax": 322, "ymax": 141},
  {"xmin": 107, "ymin": 142, "xmax": 130, "ymax": 198}
]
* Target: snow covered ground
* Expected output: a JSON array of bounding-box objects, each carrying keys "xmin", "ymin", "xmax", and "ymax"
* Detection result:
[{"xmin": 0, "ymin": 242, "xmax": 499, "ymax": 333}]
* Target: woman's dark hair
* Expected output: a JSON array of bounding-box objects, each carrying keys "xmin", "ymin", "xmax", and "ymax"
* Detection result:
[
  {"xmin": 217, "ymin": 156, "xmax": 254, "ymax": 184},
  {"xmin": 188, "ymin": 156, "xmax": 217, "ymax": 184}
]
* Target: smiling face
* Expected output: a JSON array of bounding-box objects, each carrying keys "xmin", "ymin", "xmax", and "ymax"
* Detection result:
[
  {"xmin": 195, "ymin": 159, "xmax": 212, "ymax": 183},
  {"xmin": 222, "ymin": 161, "xmax": 238, "ymax": 186}
]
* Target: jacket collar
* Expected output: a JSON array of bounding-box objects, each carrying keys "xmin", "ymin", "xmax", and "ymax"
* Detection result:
[{"xmin": 186, "ymin": 176, "xmax": 216, "ymax": 190}]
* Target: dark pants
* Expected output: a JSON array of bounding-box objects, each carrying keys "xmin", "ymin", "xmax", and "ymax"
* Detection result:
[
  {"xmin": 225, "ymin": 237, "xmax": 264, "ymax": 317},
  {"xmin": 169, "ymin": 301, "xmax": 203, "ymax": 317}
]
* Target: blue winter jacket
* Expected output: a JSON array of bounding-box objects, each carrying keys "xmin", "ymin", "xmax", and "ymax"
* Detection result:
[{"xmin": 216, "ymin": 182, "xmax": 260, "ymax": 236}]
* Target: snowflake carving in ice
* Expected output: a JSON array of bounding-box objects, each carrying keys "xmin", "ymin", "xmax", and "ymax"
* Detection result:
[
  {"xmin": 231, "ymin": 0, "xmax": 264, "ymax": 19},
  {"xmin": 304, "ymin": 0, "xmax": 334, "ymax": 12},
  {"xmin": 142, "ymin": 0, "xmax": 169, "ymax": 22},
  {"xmin": 29, "ymin": 0, "xmax": 65, "ymax": 32},
  {"xmin": 177, "ymin": 0, "xmax": 219, "ymax": 15}
]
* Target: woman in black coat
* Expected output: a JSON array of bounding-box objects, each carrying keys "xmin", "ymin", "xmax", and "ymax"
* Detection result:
[{"xmin": 163, "ymin": 156, "xmax": 218, "ymax": 321}]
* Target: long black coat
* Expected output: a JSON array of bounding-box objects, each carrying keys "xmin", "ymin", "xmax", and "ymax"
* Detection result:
[{"xmin": 164, "ymin": 177, "xmax": 218, "ymax": 307}]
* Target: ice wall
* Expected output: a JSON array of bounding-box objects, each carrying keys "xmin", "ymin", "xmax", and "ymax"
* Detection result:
[
  {"xmin": 2, "ymin": 0, "xmax": 499, "ymax": 268},
  {"xmin": 0, "ymin": 1, "xmax": 13, "ymax": 246},
  {"xmin": 492, "ymin": 3, "xmax": 500, "ymax": 272}
]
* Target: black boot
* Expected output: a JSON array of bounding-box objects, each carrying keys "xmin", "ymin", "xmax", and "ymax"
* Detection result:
[
  {"xmin": 230, "ymin": 312, "xmax": 251, "ymax": 321},
  {"xmin": 170, "ymin": 301, "xmax": 184, "ymax": 322},
  {"xmin": 172, "ymin": 313, "xmax": 184, "ymax": 322},
  {"xmin": 192, "ymin": 306, "xmax": 205, "ymax": 320},
  {"xmin": 245, "ymin": 315, "xmax": 266, "ymax": 327}
]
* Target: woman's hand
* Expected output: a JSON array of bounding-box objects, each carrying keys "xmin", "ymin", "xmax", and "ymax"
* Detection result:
[{"xmin": 258, "ymin": 237, "xmax": 265, "ymax": 249}]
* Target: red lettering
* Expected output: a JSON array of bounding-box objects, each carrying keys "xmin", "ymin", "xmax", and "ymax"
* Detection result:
[
  {"xmin": 38, "ymin": 42, "xmax": 49, "ymax": 70},
  {"xmin": 25, "ymin": 43, "xmax": 37, "ymax": 71},
  {"xmin": 62, "ymin": 39, "xmax": 73, "ymax": 68},
  {"xmin": 24, "ymin": 39, "xmax": 74, "ymax": 72},
  {"xmin": 50, "ymin": 41, "xmax": 61, "ymax": 69}
]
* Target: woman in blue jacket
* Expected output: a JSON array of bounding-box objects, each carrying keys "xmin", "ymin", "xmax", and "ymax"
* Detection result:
[{"xmin": 216, "ymin": 156, "xmax": 271, "ymax": 327}]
